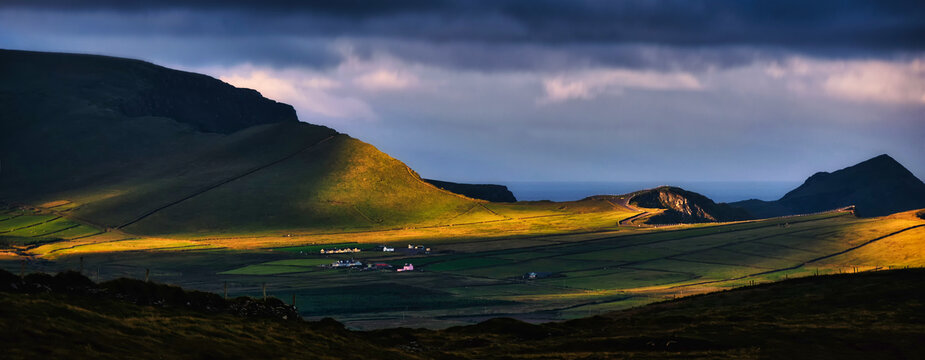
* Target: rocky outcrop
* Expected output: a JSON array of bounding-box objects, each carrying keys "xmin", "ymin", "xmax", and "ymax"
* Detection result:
[
  {"xmin": 424, "ymin": 179, "xmax": 517, "ymax": 202},
  {"xmin": 630, "ymin": 186, "xmax": 752, "ymax": 224}
]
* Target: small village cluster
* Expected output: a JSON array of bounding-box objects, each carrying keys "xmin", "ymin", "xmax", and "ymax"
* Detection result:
[
  {"xmin": 317, "ymin": 244, "xmax": 430, "ymax": 255},
  {"xmin": 319, "ymin": 247, "xmax": 362, "ymax": 254},
  {"xmin": 375, "ymin": 244, "xmax": 431, "ymax": 254},
  {"xmin": 317, "ymin": 244, "xmax": 430, "ymax": 272},
  {"xmin": 326, "ymin": 259, "xmax": 416, "ymax": 272}
]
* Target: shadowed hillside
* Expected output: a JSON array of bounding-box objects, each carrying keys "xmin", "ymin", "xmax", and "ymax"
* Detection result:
[
  {"xmin": 0, "ymin": 49, "xmax": 485, "ymax": 235},
  {"xmin": 732, "ymin": 154, "xmax": 925, "ymax": 218},
  {"xmin": 2, "ymin": 267, "xmax": 922, "ymax": 359},
  {"xmin": 0, "ymin": 49, "xmax": 297, "ymax": 134}
]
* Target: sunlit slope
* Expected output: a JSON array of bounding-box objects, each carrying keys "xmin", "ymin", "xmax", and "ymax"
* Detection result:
[
  {"xmin": 121, "ymin": 134, "xmax": 490, "ymax": 235},
  {"xmin": 1, "ymin": 49, "xmax": 511, "ymax": 235},
  {"xmin": 813, "ymin": 209, "xmax": 925, "ymax": 268}
]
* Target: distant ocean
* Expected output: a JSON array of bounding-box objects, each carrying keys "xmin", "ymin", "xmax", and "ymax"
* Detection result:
[{"xmin": 504, "ymin": 181, "xmax": 803, "ymax": 203}]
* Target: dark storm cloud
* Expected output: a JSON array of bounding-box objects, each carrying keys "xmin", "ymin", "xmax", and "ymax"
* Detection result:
[
  {"xmin": 2, "ymin": 1, "xmax": 923, "ymax": 185},
  {"xmin": 4, "ymin": 0, "xmax": 924, "ymax": 50},
  {"xmin": 346, "ymin": 41, "xmax": 791, "ymax": 72}
]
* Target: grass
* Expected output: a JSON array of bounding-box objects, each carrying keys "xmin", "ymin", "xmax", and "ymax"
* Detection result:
[
  {"xmin": 2, "ymin": 199, "xmax": 923, "ymax": 329},
  {"xmin": 558, "ymin": 268, "xmax": 696, "ymax": 290},
  {"xmin": 219, "ymin": 258, "xmax": 333, "ymax": 275},
  {"xmin": 0, "ymin": 213, "xmax": 105, "ymax": 249},
  {"xmin": 220, "ymin": 264, "xmax": 319, "ymax": 275},
  {"xmin": 0, "ymin": 214, "xmax": 59, "ymax": 232},
  {"xmin": 423, "ymin": 257, "xmax": 511, "ymax": 272},
  {"xmin": 8, "ymin": 208, "xmax": 923, "ymax": 329},
  {"xmin": 0, "ymin": 291, "xmax": 412, "ymax": 360},
  {"xmin": 4, "ymin": 268, "xmax": 924, "ymax": 359},
  {"xmin": 263, "ymin": 259, "xmax": 338, "ymax": 267}
]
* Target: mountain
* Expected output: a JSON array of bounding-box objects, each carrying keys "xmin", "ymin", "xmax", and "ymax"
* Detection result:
[
  {"xmin": 629, "ymin": 186, "xmax": 753, "ymax": 224},
  {"xmin": 0, "ymin": 49, "xmax": 488, "ymax": 235},
  {"xmin": 732, "ymin": 154, "xmax": 925, "ymax": 218},
  {"xmin": 0, "ymin": 49, "xmax": 298, "ymax": 134},
  {"xmin": 3, "ymin": 267, "xmax": 923, "ymax": 359},
  {"xmin": 423, "ymin": 179, "xmax": 517, "ymax": 202}
]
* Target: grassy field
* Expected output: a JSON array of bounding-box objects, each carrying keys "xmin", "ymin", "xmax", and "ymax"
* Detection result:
[
  {"xmin": 4, "ymin": 207, "xmax": 923, "ymax": 329},
  {"xmin": 3, "ymin": 268, "xmax": 923, "ymax": 359},
  {"xmin": 0, "ymin": 209, "xmax": 104, "ymax": 251}
]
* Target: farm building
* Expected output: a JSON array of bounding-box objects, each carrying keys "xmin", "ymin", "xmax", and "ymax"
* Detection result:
[
  {"xmin": 523, "ymin": 271, "xmax": 553, "ymax": 280},
  {"xmin": 365, "ymin": 263, "xmax": 393, "ymax": 271},
  {"xmin": 396, "ymin": 263, "xmax": 415, "ymax": 272},
  {"xmin": 320, "ymin": 247, "xmax": 361, "ymax": 254},
  {"xmin": 329, "ymin": 259, "xmax": 363, "ymax": 268},
  {"xmin": 402, "ymin": 244, "xmax": 430, "ymax": 255}
]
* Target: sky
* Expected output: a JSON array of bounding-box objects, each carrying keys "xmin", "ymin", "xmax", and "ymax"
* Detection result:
[{"xmin": 1, "ymin": 0, "xmax": 923, "ymax": 184}]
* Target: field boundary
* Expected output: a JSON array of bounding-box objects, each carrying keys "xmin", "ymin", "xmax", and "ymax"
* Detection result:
[
  {"xmin": 117, "ymin": 135, "xmax": 336, "ymax": 229},
  {"xmin": 663, "ymin": 223, "xmax": 925, "ymax": 290},
  {"xmin": 0, "ymin": 216, "xmax": 61, "ymax": 234},
  {"xmin": 30, "ymin": 223, "xmax": 80, "ymax": 238}
]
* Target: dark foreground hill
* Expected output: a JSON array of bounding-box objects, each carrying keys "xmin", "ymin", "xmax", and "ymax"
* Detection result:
[
  {"xmin": 0, "ymin": 49, "xmax": 492, "ymax": 235},
  {"xmin": 629, "ymin": 186, "xmax": 753, "ymax": 224},
  {"xmin": 424, "ymin": 179, "xmax": 517, "ymax": 202},
  {"xmin": 2, "ymin": 268, "xmax": 923, "ymax": 359},
  {"xmin": 733, "ymin": 154, "xmax": 925, "ymax": 218}
]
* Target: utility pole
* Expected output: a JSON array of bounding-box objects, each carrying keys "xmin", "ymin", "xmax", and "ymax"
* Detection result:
[
  {"xmin": 224, "ymin": 281, "xmax": 228, "ymax": 300},
  {"xmin": 145, "ymin": 268, "xmax": 150, "ymax": 282},
  {"xmin": 262, "ymin": 283, "xmax": 267, "ymax": 301}
]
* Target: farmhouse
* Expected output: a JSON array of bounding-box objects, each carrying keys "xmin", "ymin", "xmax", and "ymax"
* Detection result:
[
  {"xmin": 402, "ymin": 244, "xmax": 430, "ymax": 255},
  {"xmin": 396, "ymin": 263, "xmax": 415, "ymax": 272},
  {"xmin": 365, "ymin": 263, "xmax": 393, "ymax": 271},
  {"xmin": 329, "ymin": 259, "xmax": 363, "ymax": 268},
  {"xmin": 320, "ymin": 247, "xmax": 362, "ymax": 254},
  {"xmin": 378, "ymin": 246, "xmax": 395, "ymax": 252},
  {"xmin": 523, "ymin": 271, "xmax": 553, "ymax": 280}
]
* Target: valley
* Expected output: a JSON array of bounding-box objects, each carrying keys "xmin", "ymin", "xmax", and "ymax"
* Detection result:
[
  {"xmin": 3, "ymin": 0, "xmax": 925, "ymax": 357},
  {"xmin": 4, "ymin": 202, "xmax": 923, "ymax": 329},
  {"xmin": 2, "ymin": 49, "xmax": 924, "ymax": 331}
]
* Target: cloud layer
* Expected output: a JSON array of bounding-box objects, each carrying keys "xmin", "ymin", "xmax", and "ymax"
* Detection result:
[{"xmin": 1, "ymin": 1, "xmax": 923, "ymax": 184}]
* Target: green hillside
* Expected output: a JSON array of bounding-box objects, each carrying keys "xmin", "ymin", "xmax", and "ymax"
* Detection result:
[
  {"xmin": 0, "ymin": 49, "xmax": 483, "ymax": 235},
  {"xmin": 122, "ymin": 134, "xmax": 480, "ymax": 235}
]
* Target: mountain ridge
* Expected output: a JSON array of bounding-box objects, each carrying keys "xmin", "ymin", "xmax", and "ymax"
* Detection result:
[
  {"xmin": 732, "ymin": 154, "xmax": 925, "ymax": 217},
  {"xmin": 0, "ymin": 49, "xmax": 299, "ymax": 133}
]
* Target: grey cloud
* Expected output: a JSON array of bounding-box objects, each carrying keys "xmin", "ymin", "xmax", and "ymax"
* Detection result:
[
  {"xmin": 1, "ymin": 1, "xmax": 923, "ymax": 185},
  {"xmin": 3, "ymin": 1, "xmax": 923, "ymax": 50},
  {"xmin": 2, "ymin": 1, "xmax": 923, "ymax": 72}
]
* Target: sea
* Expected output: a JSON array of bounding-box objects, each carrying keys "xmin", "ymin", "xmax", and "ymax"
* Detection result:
[{"xmin": 504, "ymin": 181, "xmax": 804, "ymax": 203}]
